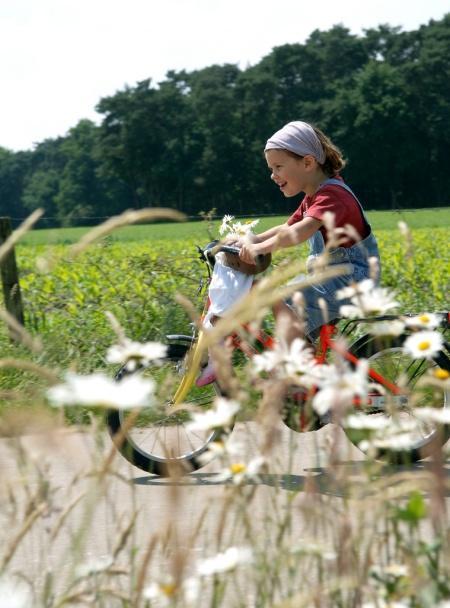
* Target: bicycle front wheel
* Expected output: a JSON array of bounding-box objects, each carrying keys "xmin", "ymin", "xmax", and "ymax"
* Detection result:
[
  {"xmin": 106, "ymin": 338, "xmax": 228, "ymax": 476},
  {"xmin": 346, "ymin": 334, "xmax": 450, "ymax": 463}
]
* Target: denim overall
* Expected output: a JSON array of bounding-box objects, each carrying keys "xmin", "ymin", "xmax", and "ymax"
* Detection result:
[{"xmin": 292, "ymin": 178, "xmax": 381, "ymax": 338}]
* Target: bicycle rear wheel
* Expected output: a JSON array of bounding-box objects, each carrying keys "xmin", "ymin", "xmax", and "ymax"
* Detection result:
[
  {"xmin": 346, "ymin": 334, "xmax": 450, "ymax": 463},
  {"xmin": 106, "ymin": 338, "xmax": 229, "ymax": 476}
]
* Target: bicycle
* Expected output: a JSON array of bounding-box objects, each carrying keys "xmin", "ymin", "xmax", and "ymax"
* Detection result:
[{"xmin": 107, "ymin": 243, "xmax": 450, "ymax": 476}]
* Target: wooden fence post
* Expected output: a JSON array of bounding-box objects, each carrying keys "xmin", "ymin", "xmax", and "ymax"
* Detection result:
[{"xmin": 0, "ymin": 217, "xmax": 25, "ymax": 329}]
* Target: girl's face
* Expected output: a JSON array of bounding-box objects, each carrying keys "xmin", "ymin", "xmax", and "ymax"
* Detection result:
[{"xmin": 265, "ymin": 148, "xmax": 313, "ymax": 197}]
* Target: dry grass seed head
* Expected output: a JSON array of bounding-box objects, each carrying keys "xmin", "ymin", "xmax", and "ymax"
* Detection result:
[
  {"xmin": 69, "ymin": 208, "xmax": 186, "ymax": 257},
  {"xmin": 0, "ymin": 208, "xmax": 43, "ymax": 263},
  {"xmin": 0, "ymin": 309, "xmax": 43, "ymax": 352},
  {"xmin": 256, "ymin": 381, "xmax": 285, "ymax": 457},
  {"xmin": 203, "ymin": 261, "xmax": 349, "ymax": 352}
]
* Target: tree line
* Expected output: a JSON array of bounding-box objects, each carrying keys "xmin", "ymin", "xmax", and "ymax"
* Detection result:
[{"xmin": 1, "ymin": 15, "xmax": 449, "ymax": 227}]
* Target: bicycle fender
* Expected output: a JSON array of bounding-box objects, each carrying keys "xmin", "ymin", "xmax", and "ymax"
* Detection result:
[{"xmin": 166, "ymin": 334, "xmax": 194, "ymax": 343}]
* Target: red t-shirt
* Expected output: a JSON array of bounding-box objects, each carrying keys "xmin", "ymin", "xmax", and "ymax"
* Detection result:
[{"xmin": 287, "ymin": 178, "xmax": 369, "ymax": 247}]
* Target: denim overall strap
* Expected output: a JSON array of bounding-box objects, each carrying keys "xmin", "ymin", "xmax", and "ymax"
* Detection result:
[
  {"xmin": 320, "ymin": 177, "xmax": 372, "ymax": 232},
  {"xmin": 307, "ymin": 178, "xmax": 375, "ymax": 256},
  {"xmin": 294, "ymin": 179, "xmax": 381, "ymax": 338}
]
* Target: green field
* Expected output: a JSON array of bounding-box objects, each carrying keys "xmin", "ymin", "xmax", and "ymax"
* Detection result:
[
  {"xmin": 20, "ymin": 207, "xmax": 450, "ymax": 246},
  {"xmin": 0, "ymin": 208, "xmax": 448, "ymax": 402}
]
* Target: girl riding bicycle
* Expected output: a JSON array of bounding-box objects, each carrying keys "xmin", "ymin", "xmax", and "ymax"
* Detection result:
[
  {"xmin": 196, "ymin": 120, "xmax": 381, "ymax": 385},
  {"xmin": 238, "ymin": 120, "xmax": 380, "ymax": 340},
  {"xmin": 105, "ymin": 122, "xmax": 450, "ymax": 472}
]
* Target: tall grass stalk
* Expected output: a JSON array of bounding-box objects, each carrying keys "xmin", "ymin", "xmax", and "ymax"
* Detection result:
[{"xmin": 0, "ymin": 209, "xmax": 449, "ymax": 607}]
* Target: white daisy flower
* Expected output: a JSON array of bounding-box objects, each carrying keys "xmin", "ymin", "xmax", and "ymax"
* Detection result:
[
  {"xmin": 47, "ymin": 371, "xmax": 155, "ymax": 409},
  {"xmin": 337, "ymin": 279, "xmax": 399, "ymax": 318},
  {"xmin": 230, "ymin": 220, "xmax": 259, "ymax": 237},
  {"xmin": 219, "ymin": 214, "xmax": 235, "ymax": 235},
  {"xmin": 433, "ymin": 367, "xmax": 450, "ymax": 381},
  {"xmin": 404, "ymin": 312, "xmax": 442, "ymax": 330},
  {"xmin": 219, "ymin": 215, "xmax": 259, "ymax": 237},
  {"xmin": 75, "ymin": 555, "xmax": 114, "ymax": 578},
  {"xmin": 370, "ymin": 563, "xmax": 409, "ymax": 581},
  {"xmin": 197, "ymin": 439, "xmax": 228, "ymax": 465},
  {"xmin": 359, "ymin": 431, "xmax": 419, "ymax": 452},
  {"xmin": 403, "ymin": 330, "xmax": 444, "ymax": 360},
  {"xmin": 365, "ymin": 319, "xmax": 405, "ymax": 336},
  {"xmin": 214, "ymin": 456, "xmax": 266, "ymax": 485},
  {"xmin": 252, "ymin": 338, "xmax": 318, "ymax": 386},
  {"xmin": 344, "ymin": 413, "xmax": 391, "ymax": 430},
  {"xmin": 419, "ymin": 366, "xmax": 450, "ymax": 390},
  {"xmin": 357, "ymin": 415, "xmax": 423, "ymax": 454},
  {"xmin": 290, "ymin": 541, "xmax": 336, "ymax": 561},
  {"xmin": 336, "ymin": 278, "xmax": 374, "ymax": 300},
  {"xmin": 197, "ymin": 435, "xmax": 246, "ymax": 465},
  {"xmin": 383, "ymin": 564, "xmax": 409, "ymax": 578},
  {"xmin": 412, "ymin": 407, "xmax": 450, "ymax": 425},
  {"xmin": 106, "ymin": 339, "xmax": 167, "ymax": 371},
  {"xmin": 144, "ymin": 576, "xmax": 199, "ymax": 607},
  {"xmin": 312, "ymin": 360, "xmax": 369, "ymax": 416},
  {"xmin": 186, "ymin": 397, "xmax": 240, "ymax": 432},
  {"xmin": 0, "ymin": 577, "xmax": 32, "ymax": 608},
  {"xmin": 197, "ymin": 546, "xmax": 253, "ymax": 576}
]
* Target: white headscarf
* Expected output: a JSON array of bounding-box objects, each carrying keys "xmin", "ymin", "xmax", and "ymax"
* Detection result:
[{"xmin": 264, "ymin": 121, "xmax": 325, "ymax": 164}]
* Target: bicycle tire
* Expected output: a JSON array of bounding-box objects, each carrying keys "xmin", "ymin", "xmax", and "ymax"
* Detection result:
[
  {"xmin": 106, "ymin": 338, "xmax": 231, "ymax": 476},
  {"xmin": 345, "ymin": 333, "xmax": 450, "ymax": 463}
]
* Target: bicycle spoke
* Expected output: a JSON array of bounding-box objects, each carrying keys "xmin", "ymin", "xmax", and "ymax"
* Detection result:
[
  {"xmin": 108, "ymin": 340, "xmax": 229, "ymax": 471},
  {"xmin": 348, "ymin": 335, "xmax": 450, "ymax": 461}
]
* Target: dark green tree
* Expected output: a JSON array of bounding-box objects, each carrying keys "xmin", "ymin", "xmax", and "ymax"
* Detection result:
[
  {"xmin": 54, "ymin": 119, "xmax": 127, "ymax": 225},
  {"xmin": 21, "ymin": 138, "xmax": 66, "ymax": 222},
  {"xmin": 96, "ymin": 75, "xmax": 198, "ymax": 211},
  {"xmin": 324, "ymin": 60, "xmax": 415, "ymax": 208},
  {"xmin": 0, "ymin": 147, "xmax": 32, "ymax": 222},
  {"xmin": 1, "ymin": 14, "xmax": 448, "ymax": 224},
  {"xmin": 404, "ymin": 15, "xmax": 450, "ymax": 204}
]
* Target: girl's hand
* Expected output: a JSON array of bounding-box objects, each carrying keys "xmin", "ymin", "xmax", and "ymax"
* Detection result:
[{"xmin": 239, "ymin": 242, "xmax": 259, "ymax": 264}]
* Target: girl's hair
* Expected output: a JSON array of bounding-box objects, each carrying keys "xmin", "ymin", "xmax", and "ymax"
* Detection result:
[
  {"xmin": 312, "ymin": 126, "xmax": 346, "ymax": 176},
  {"xmin": 282, "ymin": 126, "xmax": 346, "ymax": 176}
]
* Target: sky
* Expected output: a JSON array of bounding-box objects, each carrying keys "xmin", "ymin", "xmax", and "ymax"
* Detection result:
[{"xmin": 1, "ymin": 0, "xmax": 448, "ymax": 152}]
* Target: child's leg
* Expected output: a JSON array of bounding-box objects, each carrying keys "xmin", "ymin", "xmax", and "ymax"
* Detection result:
[
  {"xmin": 273, "ymin": 300, "xmax": 305, "ymax": 345},
  {"xmin": 196, "ymin": 315, "xmax": 220, "ymax": 387},
  {"xmin": 275, "ymin": 283, "xmax": 339, "ymax": 345},
  {"xmin": 195, "ymin": 359, "xmax": 217, "ymax": 387}
]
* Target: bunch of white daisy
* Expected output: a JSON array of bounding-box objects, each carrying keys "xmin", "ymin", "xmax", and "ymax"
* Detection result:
[
  {"xmin": 106, "ymin": 338, "xmax": 167, "ymax": 371},
  {"xmin": 337, "ymin": 279, "xmax": 399, "ymax": 318},
  {"xmin": 186, "ymin": 397, "xmax": 240, "ymax": 432},
  {"xmin": 252, "ymin": 337, "xmax": 320, "ymax": 387},
  {"xmin": 219, "ymin": 214, "xmax": 259, "ymax": 237},
  {"xmin": 47, "ymin": 371, "xmax": 155, "ymax": 410}
]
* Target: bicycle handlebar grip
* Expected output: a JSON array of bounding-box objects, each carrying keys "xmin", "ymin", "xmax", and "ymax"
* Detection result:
[
  {"xmin": 255, "ymin": 254, "xmax": 266, "ymax": 270},
  {"xmin": 217, "ymin": 244, "xmax": 271, "ymax": 275},
  {"xmin": 219, "ymin": 245, "xmax": 240, "ymax": 255}
]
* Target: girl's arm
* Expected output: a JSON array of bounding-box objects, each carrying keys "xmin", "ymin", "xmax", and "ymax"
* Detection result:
[
  {"xmin": 240, "ymin": 216, "xmax": 322, "ymax": 263},
  {"xmin": 252, "ymin": 222, "xmax": 290, "ymax": 243},
  {"xmin": 224, "ymin": 222, "xmax": 288, "ymax": 247}
]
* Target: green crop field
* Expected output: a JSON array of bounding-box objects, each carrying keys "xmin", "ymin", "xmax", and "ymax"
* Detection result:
[
  {"xmin": 0, "ymin": 208, "xmax": 448, "ymax": 400},
  {"xmin": 19, "ymin": 207, "xmax": 450, "ymax": 246}
]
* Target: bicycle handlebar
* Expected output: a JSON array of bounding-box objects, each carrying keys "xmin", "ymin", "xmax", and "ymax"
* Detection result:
[
  {"xmin": 216, "ymin": 244, "xmax": 267, "ymax": 268},
  {"xmin": 218, "ymin": 245, "xmax": 240, "ymax": 255},
  {"xmin": 199, "ymin": 240, "xmax": 271, "ymax": 274}
]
